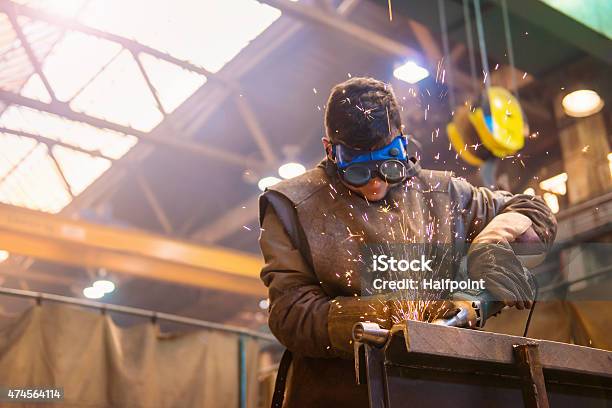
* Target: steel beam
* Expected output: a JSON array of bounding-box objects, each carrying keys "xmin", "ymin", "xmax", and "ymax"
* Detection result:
[
  {"xmin": 0, "ymin": 89, "xmax": 264, "ymax": 169},
  {"xmin": 0, "ymin": 203, "xmax": 265, "ymax": 296},
  {"xmin": 0, "ymin": 126, "xmax": 116, "ymax": 161},
  {"xmin": 3, "ymin": 5, "xmax": 57, "ymax": 101},
  {"xmin": 555, "ymin": 190, "xmax": 612, "ymax": 244},
  {"xmin": 136, "ymin": 171, "xmax": 174, "ymax": 235},
  {"xmin": 235, "ymin": 95, "xmax": 278, "ymax": 164},
  {"xmin": 132, "ymin": 51, "xmax": 166, "ymax": 116},
  {"xmin": 191, "ymin": 195, "xmax": 260, "ymax": 244},
  {"xmin": 260, "ymin": 0, "xmax": 420, "ymax": 60}
]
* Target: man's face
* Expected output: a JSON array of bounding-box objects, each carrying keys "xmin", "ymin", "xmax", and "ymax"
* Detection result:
[
  {"xmin": 344, "ymin": 176, "xmax": 391, "ymax": 202},
  {"xmin": 322, "ymin": 138, "xmax": 392, "ymax": 202}
]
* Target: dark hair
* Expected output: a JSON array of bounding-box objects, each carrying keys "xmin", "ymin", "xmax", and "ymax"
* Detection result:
[{"xmin": 324, "ymin": 77, "xmax": 402, "ymax": 150}]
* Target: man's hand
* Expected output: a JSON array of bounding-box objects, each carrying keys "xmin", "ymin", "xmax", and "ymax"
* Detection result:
[{"xmin": 468, "ymin": 212, "xmax": 537, "ymax": 310}]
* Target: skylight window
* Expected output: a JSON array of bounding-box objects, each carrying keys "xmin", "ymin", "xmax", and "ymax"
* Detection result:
[
  {"xmin": 75, "ymin": 0, "xmax": 283, "ymax": 73},
  {"xmin": 0, "ymin": 0, "xmax": 286, "ymax": 213}
]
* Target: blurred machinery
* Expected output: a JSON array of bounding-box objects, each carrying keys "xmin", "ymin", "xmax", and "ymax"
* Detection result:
[{"xmin": 447, "ymin": 87, "xmax": 526, "ymax": 186}]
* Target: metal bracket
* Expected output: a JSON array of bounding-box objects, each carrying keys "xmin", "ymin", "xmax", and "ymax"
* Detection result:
[{"xmin": 513, "ymin": 343, "xmax": 550, "ymax": 408}]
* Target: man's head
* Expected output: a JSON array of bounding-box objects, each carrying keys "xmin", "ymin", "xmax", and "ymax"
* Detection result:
[{"xmin": 323, "ymin": 77, "xmax": 404, "ymax": 201}]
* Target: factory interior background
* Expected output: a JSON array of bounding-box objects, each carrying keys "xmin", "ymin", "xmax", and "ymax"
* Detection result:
[{"xmin": 0, "ymin": 0, "xmax": 610, "ymax": 406}]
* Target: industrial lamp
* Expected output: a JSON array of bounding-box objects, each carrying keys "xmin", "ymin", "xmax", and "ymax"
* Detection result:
[
  {"xmin": 393, "ymin": 61, "xmax": 429, "ymax": 84},
  {"xmin": 562, "ymin": 90, "xmax": 604, "ymax": 118}
]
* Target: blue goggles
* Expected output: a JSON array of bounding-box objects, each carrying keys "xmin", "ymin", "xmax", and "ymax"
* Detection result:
[{"xmin": 332, "ymin": 136, "xmax": 411, "ymax": 187}]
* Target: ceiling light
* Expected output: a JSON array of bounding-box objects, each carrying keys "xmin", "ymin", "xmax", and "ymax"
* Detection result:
[
  {"xmin": 523, "ymin": 187, "xmax": 535, "ymax": 196},
  {"xmin": 542, "ymin": 192, "xmax": 559, "ymax": 214},
  {"xmin": 83, "ymin": 286, "xmax": 105, "ymax": 299},
  {"xmin": 0, "ymin": 250, "xmax": 9, "ymax": 263},
  {"xmin": 258, "ymin": 176, "xmax": 281, "ymax": 191},
  {"xmin": 393, "ymin": 61, "xmax": 429, "ymax": 84},
  {"xmin": 278, "ymin": 162, "xmax": 306, "ymax": 179},
  {"xmin": 562, "ymin": 90, "xmax": 604, "ymax": 118},
  {"xmin": 93, "ymin": 279, "xmax": 116, "ymax": 294},
  {"xmin": 258, "ymin": 299, "xmax": 270, "ymax": 310},
  {"xmin": 539, "ymin": 172, "xmax": 567, "ymax": 195}
]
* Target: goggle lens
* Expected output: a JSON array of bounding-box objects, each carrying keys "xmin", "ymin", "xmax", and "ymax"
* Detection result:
[
  {"xmin": 341, "ymin": 160, "xmax": 407, "ymax": 187},
  {"xmin": 343, "ymin": 165, "xmax": 371, "ymax": 187},
  {"xmin": 379, "ymin": 160, "xmax": 406, "ymax": 183}
]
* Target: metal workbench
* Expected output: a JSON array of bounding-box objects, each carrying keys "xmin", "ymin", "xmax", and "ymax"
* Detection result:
[{"xmin": 353, "ymin": 320, "xmax": 612, "ymax": 407}]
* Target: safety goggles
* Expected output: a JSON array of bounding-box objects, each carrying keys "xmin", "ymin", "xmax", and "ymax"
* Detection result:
[{"xmin": 332, "ymin": 136, "xmax": 411, "ymax": 187}]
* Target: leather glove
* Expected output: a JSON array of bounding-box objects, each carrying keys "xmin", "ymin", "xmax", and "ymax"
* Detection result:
[
  {"xmin": 468, "ymin": 212, "xmax": 537, "ymax": 310},
  {"xmin": 467, "ymin": 241, "xmax": 535, "ymax": 309}
]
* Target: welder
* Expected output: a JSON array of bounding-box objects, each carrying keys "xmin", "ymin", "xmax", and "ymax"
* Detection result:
[{"xmin": 258, "ymin": 77, "xmax": 556, "ymax": 407}]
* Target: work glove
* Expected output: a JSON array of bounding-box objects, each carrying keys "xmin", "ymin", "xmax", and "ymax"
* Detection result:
[{"xmin": 467, "ymin": 212, "xmax": 537, "ymax": 310}]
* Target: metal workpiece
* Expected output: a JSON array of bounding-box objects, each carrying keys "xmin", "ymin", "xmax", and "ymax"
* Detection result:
[
  {"xmin": 353, "ymin": 319, "xmax": 612, "ymax": 408},
  {"xmin": 352, "ymin": 322, "xmax": 390, "ymax": 347},
  {"xmin": 431, "ymin": 305, "xmax": 472, "ymax": 327}
]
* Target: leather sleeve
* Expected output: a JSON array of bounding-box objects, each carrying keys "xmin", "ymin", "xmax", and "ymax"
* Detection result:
[
  {"xmin": 259, "ymin": 205, "xmax": 392, "ymax": 359},
  {"xmin": 451, "ymin": 178, "xmax": 557, "ymax": 309},
  {"xmin": 259, "ymin": 205, "xmax": 336, "ymax": 358},
  {"xmin": 498, "ymin": 193, "xmax": 557, "ymax": 249},
  {"xmin": 450, "ymin": 177, "xmax": 557, "ymax": 246}
]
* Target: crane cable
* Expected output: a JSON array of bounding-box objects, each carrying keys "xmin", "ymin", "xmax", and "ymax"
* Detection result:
[
  {"xmin": 437, "ymin": 0, "xmax": 456, "ymax": 110},
  {"xmin": 500, "ymin": 0, "xmax": 519, "ymax": 100},
  {"xmin": 473, "ymin": 0, "xmax": 491, "ymax": 92},
  {"xmin": 462, "ymin": 0, "xmax": 478, "ymax": 98}
]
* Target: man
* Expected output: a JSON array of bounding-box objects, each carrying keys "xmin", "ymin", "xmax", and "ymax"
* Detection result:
[{"xmin": 258, "ymin": 77, "xmax": 556, "ymax": 407}]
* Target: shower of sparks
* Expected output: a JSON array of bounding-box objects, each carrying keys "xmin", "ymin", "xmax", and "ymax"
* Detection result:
[
  {"xmin": 378, "ymin": 205, "xmax": 392, "ymax": 214},
  {"xmin": 344, "ymin": 226, "xmax": 364, "ymax": 242},
  {"xmin": 388, "ymin": 0, "xmax": 393, "ymax": 21}
]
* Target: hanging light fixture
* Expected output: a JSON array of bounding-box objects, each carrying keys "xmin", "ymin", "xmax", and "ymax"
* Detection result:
[
  {"xmin": 83, "ymin": 286, "xmax": 105, "ymax": 299},
  {"xmin": 93, "ymin": 279, "xmax": 116, "ymax": 294},
  {"xmin": 258, "ymin": 176, "xmax": 281, "ymax": 191},
  {"xmin": 278, "ymin": 162, "xmax": 306, "ymax": 179},
  {"xmin": 393, "ymin": 61, "xmax": 429, "ymax": 84},
  {"xmin": 539, "ymin": 173, "xmax": 568, "ymax": 195},
  {"xmin": 542, "ymin": 193, "xmax": 560, "ymax": 214},
  {"xmin": 562, "ymin": 90, "xmax": 604, "ymax": 118},
  {"xmin": 523, "ymin": 187, "xmax": 535, "ymax": 196}
]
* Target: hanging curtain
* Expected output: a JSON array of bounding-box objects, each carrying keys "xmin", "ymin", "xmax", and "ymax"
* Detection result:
[{"xmin": 0, "ymin": 303, "xmax": 260, "ymax": 407}]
